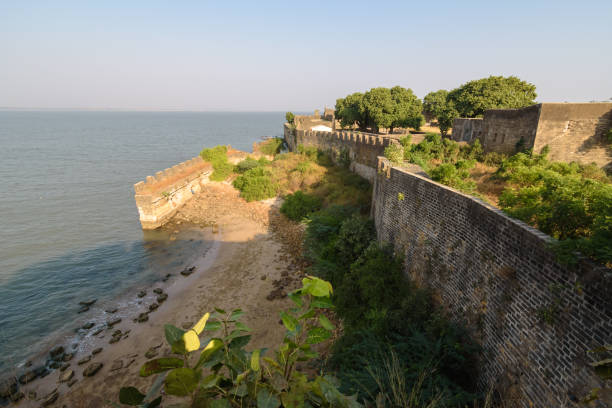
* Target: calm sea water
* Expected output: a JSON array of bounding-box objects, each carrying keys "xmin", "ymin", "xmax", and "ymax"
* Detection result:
[{"xmin": 0, "ymin": 111, "xmax": 284, "ymax": 369}]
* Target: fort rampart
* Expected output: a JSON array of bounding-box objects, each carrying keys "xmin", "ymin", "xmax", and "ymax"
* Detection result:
[
  {"xmin": 283, "ymin": 127, "xmax": 611, "ymax": 406},
  {"xmin": 452, "ymin": 103, "xmax": 612, "ymax": 170},
  {"xmin": 283, "ymin": 123, "xmax": 398, "ymax": 181},
  {"xmin": 133, "ymin": 157, "xmax": 213, "ymax": 229},
  {"xmin": 372, "ymin": 157, "xmax": 611, "ymax": 407}
]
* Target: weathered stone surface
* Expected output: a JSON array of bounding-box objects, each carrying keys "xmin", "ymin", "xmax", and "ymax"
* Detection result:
[
  {"xmin": 9, "ymin": 391, "xmax": 24, "ymax": 402},
  {"xmin": 67, "ymin": 378, "xmax": 77, "ymax": 387},
  {"xmin": 62, "ymin": 352, "xmax": 74, "ymax": 362},
  {"xmin": 106, "ymin": 317, "xmax": 122, "ymax": 327},
  {"xmin": 83, "ymin": 363, "xmax": 103, "ymax": 377},
  {"xmin": 18, "ymin": 370, "xmax": 37, "ymax": 384},
  {"xmin": 59, "ymin": 369, "xmax": 74, "ymax": 383},
  {"xmin": 77, "ymin": 356, "xmax": 91, "ymax": 365},
  {"xmin": 92, "ymin": 347, "xmax": 103, "ymax": 355}
]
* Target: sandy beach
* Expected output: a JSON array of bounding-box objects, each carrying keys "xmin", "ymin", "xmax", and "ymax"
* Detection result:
[{"xmin": 12, "ymin": 183, "xmax": 306, "ymax": 407}]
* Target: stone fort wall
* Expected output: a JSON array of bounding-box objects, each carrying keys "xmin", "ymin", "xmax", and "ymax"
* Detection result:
[
  {"xmin": 284, "ymin": 123, "xmax": 398, "ymax": 181},
  {"xmin": 133, "ymin": 157, "xmax": 213, "ymax": 229},
  {"xmin": 452, "ymin": 103, "xmax": 612, "ymax": 169},
  {"xmin": 372, "ymin": 157, "xmax": 611, "ymax": 407}
]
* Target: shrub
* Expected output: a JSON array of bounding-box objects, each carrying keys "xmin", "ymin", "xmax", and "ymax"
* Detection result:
[
  {"xmin": 399, "ymin": 134, "xmax": 412, "ymax": 147},
  {"xmin": 258, "ymin": 137, "xmax": 284, "ymax": 156},
  {"xmin": 297, "ymin": 144, "xmax": 318, "ymax": 161},
  {"xmin": 429, "ymin": 162, "xmax": 476, "ymax": 192},
  {"xmin": 232, "ymin": 167, "xmax": 278, "ymax": 202},
  {"xmin": 280, "ymin": 191, "xmax": 323, "ymax": 221},
  {"xmin": 384, "ymin": 144, "xmax": 404, "ymax": 164},
  {"xmin": 497, "ymin": 149, "xmax": 612, "ymax": 264},
  {"xmin": 235, "ymin": 157, "xmax": 261, "ymax": 173},
  {"xmin": 285, "ymin": 111, "xmax": 295, "ymax": 124},
  {"xmin": 117, "ymin": 278, "xmax": 359, "ymax": 408},
  {"xmin": 200, "ymin": 145, "xmax": 233, "ymax": 181}
]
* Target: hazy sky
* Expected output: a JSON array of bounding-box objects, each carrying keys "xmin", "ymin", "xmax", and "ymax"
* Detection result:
[{"xmin": 1, "ymin": 1, "xmax": 611, "ymax": 111}]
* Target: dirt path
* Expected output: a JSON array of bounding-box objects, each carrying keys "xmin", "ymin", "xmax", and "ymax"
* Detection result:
[{"xmin": 17, "ymin": 183, "xmax": 305, "ymax": 408}]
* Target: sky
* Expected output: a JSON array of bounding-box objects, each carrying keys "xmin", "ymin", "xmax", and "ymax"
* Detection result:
[{"xmin": 1, "ymin": 0, "xmax": 611, "ymax": 111}]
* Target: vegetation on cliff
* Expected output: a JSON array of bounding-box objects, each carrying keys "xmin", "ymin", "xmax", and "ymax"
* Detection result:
[
  {"xmin": 200, "ymin": 145, "xmax": 234, "ymax": 181},
  {"xmin": 385, "ymin": 133, "xmax": 612, "ymax": 265}
]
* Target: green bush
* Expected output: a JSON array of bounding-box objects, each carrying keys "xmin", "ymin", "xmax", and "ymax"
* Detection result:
[
  {"xmin": 496, "ymin": 149, "xmax": 611, "ymax": 264},
  {"xmin": 232, "ymin": 167, "xmax": 278, "ymax": 202},
  {"xmin": 297, "ymin": 144, "xmax": 318, "ymax": 161},
  {"xmin": 399, "ymin": 134, "xmax": 412, "ymax": 147},
  {"xmin": 429, "ymin": 162, "xmax": 476, "ymax": 192},
  {"xmin": 384, "ymin": 144, "xmax": 404, "ymax": 164},
  {"xmin": 200, "ymin": 145, "xmax": 233, "ymax": 181},
  {"xmin": 259, "ymin": 137, "xmax": 284, "ymax": 155},
  {"xmin": 280, "ymin": 191, "xmax": 323, "ymax": 221},
  {"xmin": 235, "ymin": 157, "xmax": 261, "ymax": 173}
]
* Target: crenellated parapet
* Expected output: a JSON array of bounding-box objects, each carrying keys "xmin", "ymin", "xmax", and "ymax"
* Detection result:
[
  {"xmin": 283, "ymin": 123, "xmax": 399, "ymax": 181},
  {"xmin": 133, "ymin": 156, "xmax": 213, "ymax": 229}
]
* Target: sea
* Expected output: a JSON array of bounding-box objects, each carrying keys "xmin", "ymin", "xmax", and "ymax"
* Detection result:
[{"xmin": 0, "ymin": 111, "xmax": 285, "ymax": 370}]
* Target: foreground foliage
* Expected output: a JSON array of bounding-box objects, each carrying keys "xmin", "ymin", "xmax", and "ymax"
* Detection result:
[{"xmin": 117, "ymin": 277, "xmax": 360, "ymax": 408}]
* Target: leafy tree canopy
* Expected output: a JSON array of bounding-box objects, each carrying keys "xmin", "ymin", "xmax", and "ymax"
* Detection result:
[
  {"xmin": 422, "ymin": 89, "xmax": 449, "ymax": 120},
  {"xmin": 448, "ymin": 75, "xmax": 537, "ymax": 118},
  {"xmin": 335, "ymin": 87, "xmax": 423, "ymax": 133}
]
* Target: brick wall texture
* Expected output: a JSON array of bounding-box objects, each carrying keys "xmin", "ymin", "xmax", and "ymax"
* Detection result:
[{"xmin": 372, "ymin": 157, "xmax": 611, "ymax": 407}]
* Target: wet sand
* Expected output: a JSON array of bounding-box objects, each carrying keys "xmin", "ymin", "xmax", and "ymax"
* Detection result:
[{"xmin": 15, "ymin": 183, "xmax": 305, "ymax": 407}]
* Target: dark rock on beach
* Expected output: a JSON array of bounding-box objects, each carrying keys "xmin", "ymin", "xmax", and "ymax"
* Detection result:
[
  {"xmin": 148, "ymin": 303, "xmax": 159, "ymax": 312},
  {"xmin": 49, "ymin": 346, "xmax": 65, "ymax": 359},
  {"xmin": 135, "ymin": 313, "xmax": 149, "ymax": 323},
  {"xmin": 77, "ymin": 306, "xmax": 89, "ymax": 313},
  {"xmin": 153, "ymin": 288, "xmax": 163, "ymax": 295},
  {"xmin": 79, "ymin": 299, "xmax": 97, "ymax": 307},
  {"xmin": 156, "ymin": 293, "xmax": 168, "ymax": 303},
  {"xmin": 82, "ymin": 322, "xmax": 95, "ymax": 330},
  {"xmin": 77, "ymin": 356, "xmax": 91, "ymax": 365},
  {"xmin": 10, "ymin": 390, "xmax": 24, "ymax": 402},
  {"xmin": 105, "ymin": 307, "xmax": 118, "ymax": 314},
  {"xmin": 92, "ymin": 347, "xmax": 103, "ymax": 355},
  {"xmin": 137, "ymin": 290, "xmax": 146, "ymax": 298},
  {"xmin": 83, "ymin": 362, "xmax": 103, "ymax": 377},
  {"xmin": 62, "ymin": 352, "xmax": 74, "ymax": 362},
  {"xmin": 106, "ymin": 317, "xmax": 122, "ymax": 327},
  {"xmin": 41, "ymin": 390, "xmax": 58, "ymax": 406},
  {"xmin": 180, "ymin": 266, "xmax": 196, "ymax": 276}
]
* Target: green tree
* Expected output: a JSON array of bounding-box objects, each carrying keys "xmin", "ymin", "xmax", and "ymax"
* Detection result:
[
  {"xmin": 389, "ymin": 86, "xmax": 424, "ymax": 132},
  {"xmin": 436, "ymin": 102, "xmax": 459, "ymax": 137},
  {"xmin": 361, "ymin": 87, "xmax": 394, "ymax": 133},
  {"xmin": 448, "ymin": 75, "xmax": 537, "ymax": 118},
  {"xmin": 335, "ymin": 92, "xmax": 366, "ymax": 130},
  {"xmin": 422, "ymin": 89, "xmax": 449, "ymax": 121},
  {"xmin": 285, "ymin": 111, "xmax": 295, "ymax": 124}
]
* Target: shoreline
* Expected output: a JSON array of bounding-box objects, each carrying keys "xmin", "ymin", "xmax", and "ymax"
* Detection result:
[{"xmin": 4, "ymin": 182, "xmax": 303, "ymax": 407}]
